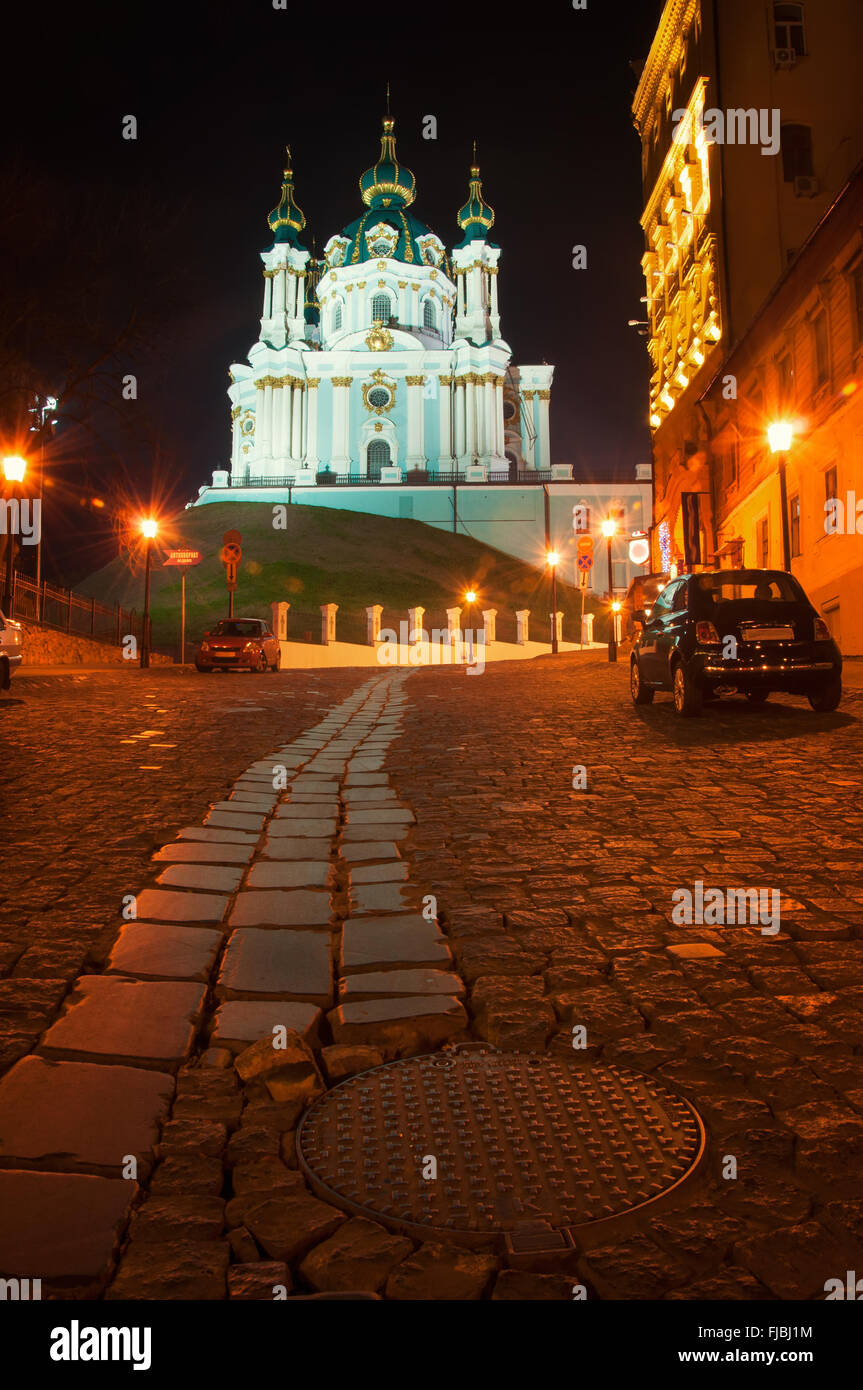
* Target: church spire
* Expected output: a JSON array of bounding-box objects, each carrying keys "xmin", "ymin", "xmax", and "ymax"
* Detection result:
[
  {"xmin": 359, "ymin": 113, "xmax": 416, "ymax": 210},
  {"xmin": 267, "ymin": 145, "xmax": 307, "ymax": 245},
  {"xmin": 456, "ymin": 147, "xmax": 495, "ymax": 244}
]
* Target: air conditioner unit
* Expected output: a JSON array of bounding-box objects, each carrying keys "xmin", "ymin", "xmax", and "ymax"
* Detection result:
[
  {"xmin": 772, "ymin": 47, "xmax": 797, "ymax": 68},
  {"xmin": 794, "ymin": 175, "xmax": 819, "ymax": 198}
]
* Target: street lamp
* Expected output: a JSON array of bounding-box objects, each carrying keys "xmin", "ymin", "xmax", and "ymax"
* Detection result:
[
  {"xmin": 546, "ymin": 549, "xmax": 560, "ymax": 654},
  {"xmin": 139, "ymin": 518, "xmax": 158, "ymax": 669},
  {"xmin": 601, "ymin": 517, "xmax": 618, "ymax": 663},
  {"xmin": 768, "ymin": 421, "xmax": 794, "ymax": 571},
  {"xmin": 2, "ymin": 456, "xmax": 27, "ymax": 614}
]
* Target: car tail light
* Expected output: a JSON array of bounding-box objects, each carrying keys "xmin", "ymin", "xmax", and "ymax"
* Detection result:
[
  {"xmin": 695, "ymin": 621, "xmax": 721, "ymax": 645},
  {"xmin": 813, "ymin": 617, "xmax": 831, "ymax": 640}
]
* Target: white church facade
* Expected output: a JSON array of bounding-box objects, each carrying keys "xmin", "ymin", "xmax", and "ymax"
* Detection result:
[{"xmin": 210, "ymin": 117, "xmax": 554, "ymax": 489}]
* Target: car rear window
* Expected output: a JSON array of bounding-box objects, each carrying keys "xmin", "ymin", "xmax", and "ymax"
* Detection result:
[
  {"xmin": 695, "ymin": 574, "xmax": 801, "ymax": 603},
  {"xmin": 211, "ymin": 621, "xmax": 262, "ymax": 636}
]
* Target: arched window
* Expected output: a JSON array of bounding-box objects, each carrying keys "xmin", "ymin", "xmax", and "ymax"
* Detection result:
[
  {"xmin": 371, "ymin": 292, "xmax": 391, "ymax": 324},
  {"xmin": 423, "ymin": 299, "xmax": 437, "ymax": 332},
  {"xmin": 367, "ymin": 439, "xmax": 390, "ymax": 478},
  {"xmin": 332, "ymin": 302, "xmax": 342, "ymax": 332}
]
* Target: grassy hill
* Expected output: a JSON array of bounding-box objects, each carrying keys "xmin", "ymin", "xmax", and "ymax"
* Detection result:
[{"xmin": 82, "ymin": 501, "xmax": 612, "ymax": 656}]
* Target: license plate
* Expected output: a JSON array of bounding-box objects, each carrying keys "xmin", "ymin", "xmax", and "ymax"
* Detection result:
[
  {"xmin": 743, "ymin": 626, "xmax": 795, "ymax": 641},
  {"xmin": 214, "ymin": 652, "xmax": 238, "ymax": 660}
]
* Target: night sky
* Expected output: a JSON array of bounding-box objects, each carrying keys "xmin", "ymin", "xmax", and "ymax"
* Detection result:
[{"xmin": 2, "ymin": 0, "xmax": 662, "ymax": 582}]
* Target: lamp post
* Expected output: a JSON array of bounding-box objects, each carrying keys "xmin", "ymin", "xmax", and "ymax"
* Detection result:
[
  {"xmin": 139, "ymin": 518, "xmax": 158, "ymax": 669},
  {"xmin": 546, "ymin": 550, "xmax": 560, "ymax": 654},
  {"xmin": 767, "ymin": 421, "xmax": 794, "ymax": 571},
  {"xmin": 2, "ymin": 456, "xmax": 27, "ymax": 615},
  {"xmin": 601, "ymin": 517, "xmax": 619, "ymax": 662}
]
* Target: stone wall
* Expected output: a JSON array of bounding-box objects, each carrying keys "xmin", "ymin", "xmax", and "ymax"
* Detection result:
[{"xmin": 18, "ymin": 621, "xmax": 172, "ymax": 667}]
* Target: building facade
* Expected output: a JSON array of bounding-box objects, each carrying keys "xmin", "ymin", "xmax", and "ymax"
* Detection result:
[
  {"xmin": 631, "ymin": 0, "xmax": 863, "ymax": 633},
  {"xmin": 214, "ymin": 120, "xmax": 553, "ymax": 490}
]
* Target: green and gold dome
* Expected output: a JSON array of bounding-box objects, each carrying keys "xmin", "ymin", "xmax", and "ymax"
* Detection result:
[
  {"xmin": 456, "ymin": 155, "xmax": 495, "ymax": 245},
  {"xmin": 359, "ymin": 117, "xmax": 416, "ymax": 210},
  {"xmin": 267, "ymin": 146, "xmax": 307, "ymax": 246}
]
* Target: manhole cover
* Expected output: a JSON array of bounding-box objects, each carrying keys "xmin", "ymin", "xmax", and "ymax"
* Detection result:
[{"xmin": 297, "ymin": 1052, "xmax": 705, "ymax": 1250}]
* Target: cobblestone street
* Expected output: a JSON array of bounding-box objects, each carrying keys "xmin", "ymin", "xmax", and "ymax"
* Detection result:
[{"xmin": 2, "ymin": 655, "xmax": 863, "ymax": 1301}]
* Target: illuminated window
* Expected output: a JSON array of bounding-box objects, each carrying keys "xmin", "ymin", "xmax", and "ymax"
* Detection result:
[
  {"xmin": 758, "ymin": 517, "xmax": 769, "ymax": 567},
  {"xmin": 423, "ymin": 299, "xmax": 437, "ymax": 332},
  {"xmin": 333, "ymin": 303, "xmax": 342, "ymax": 332},
  {"xmin": 789, "ymin": 494, "xmax": 801, "ymax": 556},
  {"xmin": 371, "ymin": 292, "xmax": 391, "ymax": 324},
  {"xmin": 777, "ymin": 351, "xmax": 793, "ymax": 406},
  {"xmin": 781, "ymin": 124, "xmax": 813, "ymax": 181},
  {"xmin": 812, "ymin": 310, "xmax": 830, "ymax": 388},
  {"xmin": 852, "ymin": 262, "xmax": 863, "ymax": 347},
  {"xmin": 774, "ymin": 2, "xmax": 806, "ymax": 55}
]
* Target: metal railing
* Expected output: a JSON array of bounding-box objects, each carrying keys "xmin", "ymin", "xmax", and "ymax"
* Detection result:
[
  {"xmin": 234, "ymin": 468, "xmax": 566, "ymax": 489},
  {"xmin": 9, "ymin": 571, "xmax": 151, "ymax": 648}
]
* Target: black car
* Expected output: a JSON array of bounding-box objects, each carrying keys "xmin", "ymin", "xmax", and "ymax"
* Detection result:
[
  {"xmin": 620, "ymin": 572, "xmax": 669, "ymax": 644},
  {"xmin": 630, "ymin": 568, "xmax": 842, "ymax": 717}
]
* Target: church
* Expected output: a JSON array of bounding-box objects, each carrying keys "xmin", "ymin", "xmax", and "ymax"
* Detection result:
[{"xmin": 214, "ymin": 115, "xmax": 554, "ymax": 488}]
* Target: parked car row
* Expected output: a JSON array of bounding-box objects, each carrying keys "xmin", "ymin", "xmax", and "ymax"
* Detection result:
[{"xmin": 628, "ymin": 568, "xmax": 842, "ymax": 716}]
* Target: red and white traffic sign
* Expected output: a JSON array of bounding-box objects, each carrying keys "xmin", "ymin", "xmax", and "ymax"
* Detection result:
[
  {"xmin": 577, "ymin": 552, "xmax": 594, "ymax": 572},
  {"xmin": 220, "ymin": 543, "xmax": 242, "ymax": 565},
  {"xmin": 163, "ymin": 549, "xmax": 202, "ymax": 568}
]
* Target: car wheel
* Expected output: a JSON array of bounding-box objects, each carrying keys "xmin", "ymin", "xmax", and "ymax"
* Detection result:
[
  {"xmin": 746, "ymin": 690, "xmax": 769, "ymax": 705},
  {"xmin": 0, "ymin": 658, "xmax": 9, "ymax": 692},
  {"xmin": 194, "ymin": 663, "xmax": 212, "ymax": 673},
  {"xmin": 257, "ymin": 651, "xmax": 268, "ymax": 673},
  {"xmin": 808, "ymin": 677, "xmax": 842, "ymax": 712},
  {"xmin": 630, "ymin": 657, "xmax": 654, "ymax": 705},
  {"xmin": 672, "ymin": 661, "xmax": 703, "ymax": 717}
]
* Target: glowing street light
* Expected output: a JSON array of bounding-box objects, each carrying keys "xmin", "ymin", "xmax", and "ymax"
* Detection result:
[
  {"xmin": 546, "ymin": 550, "xmax": 560, "ymax": 654},
  {"xmin": 139, "ymin": 517, "xmax": 159, "ymax": 668},
  {"xmin": 601, "ymin": 518, "xmax": 619, "ymax": 663},
  {"xmin": 464, "ymin": 589, "xmax": 477, "ymax": 604},
  {"xmin": 2, "ymin": 456, "xmax": 27, "ymax": 612},
  {"xmin": 767, "ymin": 421, "xmax": 794, "ymax": 570}
]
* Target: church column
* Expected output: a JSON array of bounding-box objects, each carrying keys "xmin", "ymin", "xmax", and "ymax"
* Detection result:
[
  {"xmin": 331, "ymin": 377, "xmax": 352, "ymax": 469},
  {"xmin": 397, "ymin": 280, "xmax": 407, "ymax": 322},
  {"xmin": 454, "ymin": 379, "xmax": 466, "ymax": 462},
  {"xmin": 522, "ymin": 391, "xmax": 536, "ymax": 470},
  {"xmin": 494, "ymin": 378, "xmax": 505, "ymax": 458},
  {"xmin": 410, "ymin": 282, "xmax": 420, "ymax": 330},
  {"xmin": 405, "ymin": 375, "xmax": 426, "ymax": 469},
  {"xmin": 438, "ymin": 376, "xmax": 454, "ymax": 468},
  {"xmin": 305, "ymin": 379, "xmax": 320, "ymax": 469},
  {"xmin": 261, "ymin": 273, "xmax": 273, "ymax": 321},
  {"xmin": 482, "ymin": 375, "xmax": 494, "ymax": 461},
  {"xmin": 255, "ymin": 379, "xmax": 273, "ymax": 461},
  {"xmin": 536, "ymin": 390, "xmax": 551, "ymax": 470},
  {"xmin": 490, "ymin": 268, "xmax": 499, "ymax": 317},
  {"xmin": 465, "ymin": 375, "xmax": 477, "ymax": 460},
  {"xmin": 270, "ymin": 381, "xmax": 283, "ymax": 459},
  {"xmin": 291, "ymin": 383, "xmax": 304, "ymax": 462},
  {"xmin": 230, "ymin": 409, "xmax": 241, "ymax": 475},
  {"xmin": 456, "ymin": 272, "xmax": 464, "ymax": 318},
  {"xmin": 273, "ymin": 268, "xmax": 286, "ymax": 319}
]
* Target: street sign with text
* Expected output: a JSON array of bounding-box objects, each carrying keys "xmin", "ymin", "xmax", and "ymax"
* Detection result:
[{"xmin": 163, "ymin": 549, "xmax": 202, "ymax": 568}]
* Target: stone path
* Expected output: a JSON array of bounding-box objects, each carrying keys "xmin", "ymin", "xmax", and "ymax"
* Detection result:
[
  {"xmin": 0, "ymin": 670, "xmax": 477, "ymax": 1299},
  {"xmin": 4, "ymin": 653, "xmax": 863, "ymax": 1300}
]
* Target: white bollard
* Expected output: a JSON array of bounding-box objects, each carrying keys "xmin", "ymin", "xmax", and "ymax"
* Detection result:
[
  {"xmin": 270, "ymin": 601, "xmax": 290, "ymax": 642},
  {"xmin": 408, "ymin": 606, "xmax": 425, "ymax": 644},
  {"xmin": 366, "ymin": 604, "xmax": 383, "ymax": 645},
  {"xmin": 482, "ymin": 608, "xmax": 497, "ymax": 644},
  {"xmin": 320, "ymin": 603, "xmax": 338, "ymax": 645},
  {"xmin": 516, "ymin": 609, "xmax": 531, "ymax": 645},
  {"xmin": 582, "ymin": 612, "xmax": 594, "ymax": 645}
]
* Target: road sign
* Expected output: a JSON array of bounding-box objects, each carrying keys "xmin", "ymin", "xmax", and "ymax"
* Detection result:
[
  {"xmin": 220, "ymin": 543, "xmax": 242, "ymax": 565},
  {"xmin": 579, "ymin": 567, "xmax": 589, "ymax": 589},
  {"xmin": 225, "ymin": 561, "xmax": 238, "ymax": 591},
  {"xmin": 576, "ymin": 534, "xmax": 594, "ymax": 557},
  {"xmin": 577, "ymin": 552, "xmax": 594, "ymax": 573},
  {"xmin": 223, "ymin": 529, "xmax": 242, "ymax": 545},
  {"xmin": 163, "ymin": 549, "xmax": 202, "ymax": 568}
]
